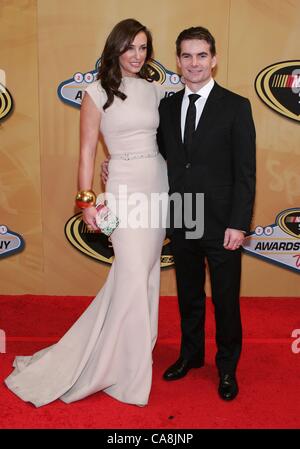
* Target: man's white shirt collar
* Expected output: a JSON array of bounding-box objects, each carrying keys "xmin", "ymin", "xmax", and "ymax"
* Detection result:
[
  {"xmin": 181, "ymin": 78, "xmax": 215, "ymax": 141},
  {"xmin": 184, "ymin": 78, "xmax": 215, "ymax": 99}
]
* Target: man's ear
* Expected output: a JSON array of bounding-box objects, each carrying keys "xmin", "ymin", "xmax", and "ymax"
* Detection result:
[{"xmin": 212, "ymin": 55, "xmax": 217, "ymax": 69}]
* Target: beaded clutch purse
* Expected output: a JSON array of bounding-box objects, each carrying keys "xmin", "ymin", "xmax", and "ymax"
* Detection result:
[{"xmin": 95, "ymin": 198, "xmax": 119, "ymax": 236}]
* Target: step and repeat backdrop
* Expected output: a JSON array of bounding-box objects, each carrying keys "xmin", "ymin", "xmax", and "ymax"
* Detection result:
[{"xmin": 0, "ymin": 0, "xmax": 299, "ymax": 295}]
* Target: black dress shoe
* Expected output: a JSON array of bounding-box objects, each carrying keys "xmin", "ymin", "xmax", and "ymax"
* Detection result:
[
  {"xmin": 218, "ymin": 374, "xmax": 239, "ymax": 401},
  {"xmin": 163, "ymin": 357, "xmax": 204, "ymax": 381}
]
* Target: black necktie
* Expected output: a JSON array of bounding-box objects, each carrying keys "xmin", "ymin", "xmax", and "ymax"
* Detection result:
[{"xmin": 184, "ymin": 94, "xmax": 200, "ymax": 149}]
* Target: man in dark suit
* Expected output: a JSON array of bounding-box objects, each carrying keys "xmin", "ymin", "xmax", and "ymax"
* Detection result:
[{"xmin": 157, "ymin": 26, "xmax": 256, "ymax": 400}]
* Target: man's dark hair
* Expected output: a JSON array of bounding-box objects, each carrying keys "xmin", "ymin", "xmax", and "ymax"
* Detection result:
[{"xmin": 176, "ymin": 26, "xmax": 216, "ymax": 57}]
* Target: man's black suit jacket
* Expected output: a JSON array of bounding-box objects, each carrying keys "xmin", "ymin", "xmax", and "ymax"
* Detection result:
[{"xmin": 157, "ymin": 82, "xmax": 256, "ymax": 239}]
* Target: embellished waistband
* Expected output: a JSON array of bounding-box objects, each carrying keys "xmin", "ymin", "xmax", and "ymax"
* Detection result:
[{"xmin": 110, "ymin": 150, "xmax": 159, "ymax": 161}]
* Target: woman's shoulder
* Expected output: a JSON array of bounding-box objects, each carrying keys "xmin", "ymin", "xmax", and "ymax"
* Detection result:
[
  {"xmin": 124, "ymin": 77, "xmax": 165, "ymax": 100},
  {"xmin": 84, "ymin": 80, "xmax": 107, "ymax": 110},
  {"xmin": 145, "ymin": 80, "xmax": 165, "ymax": 101},
  {"xmin": 85, "ymin": 80, "xmax": 104, "ymax": 94}
]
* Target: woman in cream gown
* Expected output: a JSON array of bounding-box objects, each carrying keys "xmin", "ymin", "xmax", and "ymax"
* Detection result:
[{"xmin": 4, "ymin": 19, "xmax": 168, "ymax": 407}]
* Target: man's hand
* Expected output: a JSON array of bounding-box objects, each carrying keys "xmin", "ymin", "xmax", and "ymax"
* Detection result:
[
  {"xmin": 223, "ymin": 228, "xmax": 245, "ymax": 251},
  {"xmin": 101, "ymin": 159, "xmax": 109, "ymax": 185}
]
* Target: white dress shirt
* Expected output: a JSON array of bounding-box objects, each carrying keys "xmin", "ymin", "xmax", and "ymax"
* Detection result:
[{"xmin": 181, "ymin": 78, "xmax": 215, "ymax": 141}]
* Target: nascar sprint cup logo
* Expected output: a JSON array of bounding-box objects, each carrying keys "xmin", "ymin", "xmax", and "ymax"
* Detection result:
[
  {"xmin": 243, "ymin": 208, "xmax": 300, "ymax": 273},
  {"xmin": 255, "ymin": 61, "xmax": 300, "ymax": 122},
  {"xmin": 0, "ymin": 83, "xmax": 13, "ymax": 122}
]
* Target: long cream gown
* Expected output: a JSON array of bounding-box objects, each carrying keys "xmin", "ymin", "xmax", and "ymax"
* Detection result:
[{"xmin": 4, "ymin": 77, "xmax": 169, "ymax": 407}]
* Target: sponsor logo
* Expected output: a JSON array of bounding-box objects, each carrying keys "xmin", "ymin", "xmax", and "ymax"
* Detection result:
[
  {"xmin": 242, "ymin": 208, "xmax": 300, "ymax": 273},
  {"xmin": 0, "ymin": 225, "xmax": 25, "ymax": 259},
  {"xmin": 0, "ymin": 82, "xmax": 13, "ymax": 122},
  {"xmin": 64, "ymin": 213, "xmax": 174, "ymax": 269},
  {"xmin": 255, "ymin": 60, "xmax": 300, "ymax": 122},
  {"xmin": 57, "ymin": 58, "xmax": 183, "ymax": 108}
]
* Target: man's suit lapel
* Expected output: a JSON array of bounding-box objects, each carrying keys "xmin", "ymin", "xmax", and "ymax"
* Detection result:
[
  {"xmin": 170, "ymin": 89, "xmax": 185, "ymax": 157},
  {"xmin": 169, "ymin": 83, "xmax": 225, "ymax": 161},
  {"xmin": 192, "ymin": 82, "xmax": 225, "ymax": 146}
]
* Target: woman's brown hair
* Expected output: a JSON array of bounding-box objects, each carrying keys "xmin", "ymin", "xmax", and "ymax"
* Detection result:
[{"xmin": 97, "ymin": 18, "xmax": 153, "ymax": 110}]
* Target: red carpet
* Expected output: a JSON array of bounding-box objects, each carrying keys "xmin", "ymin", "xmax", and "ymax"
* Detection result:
[{"xmin": 0, "ymin": 295, "xmax": 300, "ymax": 429}]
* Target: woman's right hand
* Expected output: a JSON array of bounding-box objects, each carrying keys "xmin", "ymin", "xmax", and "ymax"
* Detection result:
[{"xmin": 82, "ymin": 206, "xmax": 98, "ymax": 231}]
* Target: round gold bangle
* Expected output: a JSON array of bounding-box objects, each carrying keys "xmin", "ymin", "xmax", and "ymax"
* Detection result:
[{"xmin": 75, "ymin": 189, "xmax": 96, "ymax": 209}]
